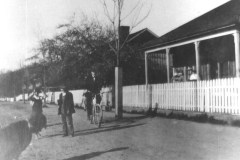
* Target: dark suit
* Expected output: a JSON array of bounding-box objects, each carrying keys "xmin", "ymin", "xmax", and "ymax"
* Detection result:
[
  {"xmin": 58, "ymin": 91, "xmax": 75, "ymax": 136},
  {"xmin": 58, "ymin": 91, "xmax": 75, "ymax": 115},
  {"xmin": 85, "ymin": 75, "xmax": 102, "ymax": 103},
  {"xmin": 86, "ymin": 75, "xmax": 101, "ymax": 94}
]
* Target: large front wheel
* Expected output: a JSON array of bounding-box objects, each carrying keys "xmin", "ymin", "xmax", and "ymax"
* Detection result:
[{"xmin": 93, "ymin": 104, "xmax": 103, "ymax": 128}]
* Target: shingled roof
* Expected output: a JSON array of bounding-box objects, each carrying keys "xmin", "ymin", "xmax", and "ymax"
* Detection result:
[
  {"xmin": 143, "ymin": 0, "xmax": 240, "ymax": 50},
  {"xmin": 128, "ymin": 28, "xmax": 159, "ymax": 42}
]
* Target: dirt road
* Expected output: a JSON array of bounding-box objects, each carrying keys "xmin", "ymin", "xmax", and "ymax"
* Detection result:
[{"xmin": 1, "ymin": 102, "xmax": 240, "ymax": 160}]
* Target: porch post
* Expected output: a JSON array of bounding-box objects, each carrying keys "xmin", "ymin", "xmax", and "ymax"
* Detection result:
[
  {"xmin": 166, "ymin": 48, "xmax": 170, "ymax": 83},
  {"xmin": 145, "ymin": 52, "xmax": 151, "ymax": 109},
  {"xmin": 194, "ymin": 41, "xmax": 201, "ymax": 80},
  {"xmin": 145, "ymin": 52, "xmax": 149, "ymax": 85},
  {"xmin": 233, "ymin": 31, "xmax": 240, "ymax": 77}
]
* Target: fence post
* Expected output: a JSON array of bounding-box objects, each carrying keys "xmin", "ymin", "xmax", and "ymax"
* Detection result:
[
  {"xmin": 194, "ymin": 81, "xmax": 198, "ymax": 111},
  {"xmin": 146, "ymin": 85, "xmax": 152, "ymax": 110}
]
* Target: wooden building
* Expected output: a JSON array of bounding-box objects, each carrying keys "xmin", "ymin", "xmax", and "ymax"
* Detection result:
[{"xmin": 143, "ymin": 0, "xmax": 240, "ymax": 84}]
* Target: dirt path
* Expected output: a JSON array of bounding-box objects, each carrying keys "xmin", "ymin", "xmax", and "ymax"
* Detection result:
[{"xmin": 1, "ymin": 102, "xmax": 240, "ymax": 160}]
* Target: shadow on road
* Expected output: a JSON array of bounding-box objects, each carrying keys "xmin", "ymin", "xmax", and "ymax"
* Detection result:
[
  {"xmin": 47, "ymin": 122, "xmax": 62, "ymax": 127},
  {"xmin": 42, "ymin": 123, "xmax": 144, "ymax": 138},
  {"xmin": 41, "ymin": 133, "xmax": 63, "ymax": 138},
  {"xmin": 42, "ymin": 113, "xmax": 147, "ymax": 139},
  {"xmin": 78, "ymin": 124, "xmax": 121, "ymax": 132},
  {"xmin": 74, "ymin": 123, "xmax": 145, "ymax": 137},
  {"xmin": 102, "ymin": 114, "xmax": 147, "ymax": 124},
  {"xmin": 63, "ymin": 147, "xmax": 129, "ymax": 160}
]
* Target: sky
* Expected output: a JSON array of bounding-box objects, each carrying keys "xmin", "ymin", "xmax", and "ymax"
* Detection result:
[{"xmin": 0, "ymin": 0, "xmax": 230, "ymax": 71}]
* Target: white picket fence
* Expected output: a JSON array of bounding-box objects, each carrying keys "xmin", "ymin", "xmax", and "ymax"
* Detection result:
[
  {"xmin": 13, "ymin": 78, "xmax": 240, "ymax": 115},
  {"xmin": 123, "ymin": 85, "xmax": 147, "ymax": 108},
  {"xmin": 123, "ymin": 78, "xmax": 240, "ymax": 115},
  {"xmin": 101, "ymin": 87, "xmax": 113, "ymax": 106},
  {"xmin": 15, "ymin": 94, "xmax": 28, "ymax": 101},
  {"xmin": 46, "ymin": 90, "xmax": 86, "ymax": 105},
  {"xmin": 45, "ymin": 88, "xmax": 111, "ymax": 107}
]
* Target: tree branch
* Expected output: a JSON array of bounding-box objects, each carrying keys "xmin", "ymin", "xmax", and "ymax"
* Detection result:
[
  {"xmin": 121, "ymin": 0, "xmax": 141, "ymax": 21},
  {"xmin": 132, "ymin": 3, "xmax": 152, "ymax": 28}
]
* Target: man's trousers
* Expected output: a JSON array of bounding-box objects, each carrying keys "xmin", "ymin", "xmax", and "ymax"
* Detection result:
[{"xmin": 61, "ymin": 114, "xmax": 74, "ymax": 135}]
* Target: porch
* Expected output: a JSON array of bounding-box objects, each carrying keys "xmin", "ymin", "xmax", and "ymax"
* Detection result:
[
  {"xmin": 141, "ymin": 27, "xmax": 240, "ymax": 115},
  {"xmin": 145, "ymin": 30, "xmax": 240, "ymax": 84}
]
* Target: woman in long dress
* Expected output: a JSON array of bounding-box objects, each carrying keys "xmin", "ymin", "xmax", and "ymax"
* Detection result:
[{"xmin": 28, "ymin": 80, "xmax": 47, "ymax": 135}]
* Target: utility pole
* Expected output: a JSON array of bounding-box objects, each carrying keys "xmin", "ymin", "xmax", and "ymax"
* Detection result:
[
  {"xmin": 102, "ymin": 0, "xmax": 150, "ymax": 119},
  {"xmin": 115, "ymin": 0, "xmax": 123, "ymax": 119}
]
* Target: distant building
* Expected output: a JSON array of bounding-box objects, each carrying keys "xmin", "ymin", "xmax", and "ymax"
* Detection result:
[{"xmin": 118, "ymin": 26, "xmax": 159, "ymax": 85}]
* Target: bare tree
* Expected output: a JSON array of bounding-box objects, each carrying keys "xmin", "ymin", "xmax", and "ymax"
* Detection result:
[
  {"xmin": 101, "ymin": 0, "xmax": 151, "ymax": 65},
  {"xmin": 101, "ymin": 0, "xmax": 151, "ymax": 118}
]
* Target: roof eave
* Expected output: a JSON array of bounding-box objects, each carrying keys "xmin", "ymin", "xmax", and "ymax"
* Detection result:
[
  {"xmin": 142, "ymin": 23, "xmax": 239, "ymax": 51},
  {"xmin": 128, "ymin": 28, "xmax": 159, "ymax": 42}
]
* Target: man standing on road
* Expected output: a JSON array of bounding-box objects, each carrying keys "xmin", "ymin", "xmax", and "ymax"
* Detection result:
[{"xmin": 58, "ymin": 86, "xmax": 75, "ymax": 137}]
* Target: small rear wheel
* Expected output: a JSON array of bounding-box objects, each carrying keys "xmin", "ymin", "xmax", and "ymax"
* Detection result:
[{"xmin": 93, "ymin": 104, "xmax": 103, "ymax": 128}]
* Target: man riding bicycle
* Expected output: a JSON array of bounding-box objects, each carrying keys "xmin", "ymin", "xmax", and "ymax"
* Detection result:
[{"xmin": 84, "ymin": 71, "xmax": 102, "ymax": 122}]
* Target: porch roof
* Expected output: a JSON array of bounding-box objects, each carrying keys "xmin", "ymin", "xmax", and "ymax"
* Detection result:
[{"xmin": 143, "ymin": 0, "xmax": 240, "ymax": 51}]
